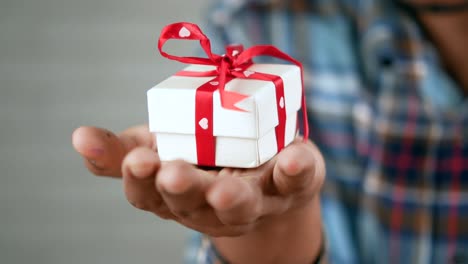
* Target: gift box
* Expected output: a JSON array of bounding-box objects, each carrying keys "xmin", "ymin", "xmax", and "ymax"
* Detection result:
[{"xmin": 147, "ymin": 22, "xmax": 308, "ymax": 168}]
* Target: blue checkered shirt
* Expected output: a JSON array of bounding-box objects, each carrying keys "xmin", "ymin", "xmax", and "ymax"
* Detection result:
[{"xmin": 184, "ymin": 0, "xmax": 468, "ymax": 263}]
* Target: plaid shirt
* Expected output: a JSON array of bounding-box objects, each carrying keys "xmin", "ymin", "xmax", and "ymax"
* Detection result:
[{"xmin": 184, "ymin": 0, "xmax": 468, "ymax": 263}]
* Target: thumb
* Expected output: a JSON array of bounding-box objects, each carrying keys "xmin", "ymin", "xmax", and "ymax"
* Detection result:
[{"xmin": 272, "ymin": 140, "xmax": 325, "ymax": 196}]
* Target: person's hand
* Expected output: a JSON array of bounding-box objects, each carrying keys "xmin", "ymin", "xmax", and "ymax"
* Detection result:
[
  {"xmin": 72, "ymin": 125, "xmax": 325, "ymax": 237},
  {"xmin": 73, "ymin": 125, "xmax": 325, "ymax": 263}
]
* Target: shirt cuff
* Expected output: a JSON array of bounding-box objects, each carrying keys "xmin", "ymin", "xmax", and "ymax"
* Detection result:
[{"xmin": 191, "ymin": 233, "xmax": 329, "ymax": 264}]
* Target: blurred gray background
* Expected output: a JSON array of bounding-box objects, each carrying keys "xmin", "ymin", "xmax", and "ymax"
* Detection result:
[{"xmin": 0, "ymin": 0, "xmax": 210, "ymax": 263}]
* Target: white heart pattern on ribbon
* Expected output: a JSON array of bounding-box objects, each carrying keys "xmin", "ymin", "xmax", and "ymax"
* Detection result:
[
  {"xmin": 209, "ymin": 81, "xmax": 219, "ymax": 86},
  {"xmin": 279, "ymin": 96, "xmax": 285, "ymax": 109},
  {"xmin": 243, "ymin": 70, "xmax": 254, "ymax": 77},
  {"xmin": 231, "ymin": 50, "xmax": 239, "ymax": 56},
  {"xmin": 198, "ymin": 118, "xmax": 208, "ymax": 130},
  {"xmin": 178, "ymin": 27, "xmax": 191, "ymax": 38}
]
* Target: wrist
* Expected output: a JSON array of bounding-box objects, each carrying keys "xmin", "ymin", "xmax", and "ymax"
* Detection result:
[{"xmin": 211, "ymin": 195, "xmax": 323, "ymax": 264}]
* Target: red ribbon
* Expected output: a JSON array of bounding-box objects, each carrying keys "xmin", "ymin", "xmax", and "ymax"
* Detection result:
[{"xmin": 158, "ymin": 22, "xmax": 309, "ymax": 166}]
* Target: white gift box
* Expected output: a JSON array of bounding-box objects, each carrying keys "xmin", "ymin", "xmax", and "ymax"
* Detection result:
[{"xmin": 147, "ymin": 63, "xmax": 302, "ymax": 168}]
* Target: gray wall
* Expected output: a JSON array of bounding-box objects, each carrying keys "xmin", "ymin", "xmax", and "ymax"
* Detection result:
[{"xmin": 0, "ymin": 0, "xmax": 210, "ymax": 263}]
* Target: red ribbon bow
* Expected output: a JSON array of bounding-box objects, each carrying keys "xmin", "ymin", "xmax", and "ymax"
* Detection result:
[{"xmin": 158, "ymin": 22, "xmax": 309, "ymax": 165}]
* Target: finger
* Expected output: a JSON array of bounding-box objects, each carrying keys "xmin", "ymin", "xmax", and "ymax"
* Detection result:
[
  {"xmin": 117, "ymin": 124, "xmax": 155, "ymax": 151},
  {"xmin": 156, "ymin": 160, "xmax": 216, "ymax": 221},
  {"xmin": 72, "ymin": 126, "xmax": 126, "ymax": 177},
  {"xmin": 72, "ymin": 125, "xmax": 153, "ymax": 177},
  {"xmin": 122, "ymin": 147, "xmax": 173, "ymax": 219},
  {"xmin": 206, "ymin": 175, "xmax": 261, "ymax": 226},
  {"xmin": 273, "ymin": 140, "xmax": 325, "ymax": 196}
]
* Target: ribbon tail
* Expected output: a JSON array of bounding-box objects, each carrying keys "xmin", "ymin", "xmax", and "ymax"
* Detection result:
[{"xmin": 220, "ymin": 91, "xmax": 249, "ymax": 112}]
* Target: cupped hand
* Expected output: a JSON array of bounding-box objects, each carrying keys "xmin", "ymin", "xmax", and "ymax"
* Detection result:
[{"xmin": 72, "ymin": 125, "xmax": 325, "ymax": 237}]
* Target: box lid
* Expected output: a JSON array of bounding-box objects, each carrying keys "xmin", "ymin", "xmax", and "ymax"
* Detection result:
[{"xmin": 147, "ymin": 63, "xmax": 301, "ymax": 139}]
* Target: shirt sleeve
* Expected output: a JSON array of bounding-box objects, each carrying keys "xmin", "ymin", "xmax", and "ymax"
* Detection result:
[{"xmin": 184, "ymin": 231, "xmax": 330, "ymax": 264}]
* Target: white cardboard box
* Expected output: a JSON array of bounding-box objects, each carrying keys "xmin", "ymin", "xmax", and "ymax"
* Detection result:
[{"xmin": 147, "ymin": 63, "xmax": 302, "ymax": 168}]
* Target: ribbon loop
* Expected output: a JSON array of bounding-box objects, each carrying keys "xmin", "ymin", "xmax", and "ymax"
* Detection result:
[
  {"xmin": 158, "ymin": 22, "xmax": 309, "ymax": 140},
  {"xmin": 158, "ymin": 22, "xmax": 220, "ymax": 65}
]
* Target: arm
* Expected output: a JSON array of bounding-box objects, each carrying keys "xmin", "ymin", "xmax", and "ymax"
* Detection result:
[{"xmin": 72, "ymin": 126, "xmax": 326, "ymax": 264}]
